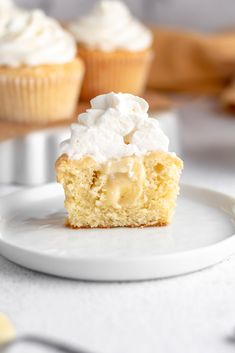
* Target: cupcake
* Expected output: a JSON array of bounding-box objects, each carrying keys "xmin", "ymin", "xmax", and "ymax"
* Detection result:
[
  {"xmin": 0, "ymin": 9, "xmax": 84, "ymax": 124},
  {"xmin": 69, "ymin": 1, "xmax": 153, "ymax": 101},
  {"xmin": 56, "ymin": 92, "xmax": 183, "ymax": 228}
]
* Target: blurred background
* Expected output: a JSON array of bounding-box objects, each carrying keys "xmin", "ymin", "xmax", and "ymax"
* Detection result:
[{"xmin": 15, "ymin": 0, "xmax": 235, "ymax": 31}]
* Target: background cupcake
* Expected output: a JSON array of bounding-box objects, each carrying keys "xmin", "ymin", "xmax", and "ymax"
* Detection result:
[
  {"xmin": 0, "ymin": 9, "xmax": 84, "ymax": 124},
  {"xmin": 69, "ymin": 0, "xmax": 153, "ymax": 101}
]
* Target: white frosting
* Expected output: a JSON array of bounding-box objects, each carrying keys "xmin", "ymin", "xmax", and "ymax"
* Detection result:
[
  {"xmin": 0, "ymin": 0, "xmax": 16, "ymax": 12},
  {"xmin": 69, "ymin": 0, "xmax": 152, "ymax": 52},
  {"xmin": 61, "ymin": 92, "xmax": 169, "ymax": 163},
  {"xmin": 0, "ymin": 9, "xmax": 76, "ymax": 67},
  {"xmin": 0, "ymin": 0, "xmax": 21, "ymax": 35}
]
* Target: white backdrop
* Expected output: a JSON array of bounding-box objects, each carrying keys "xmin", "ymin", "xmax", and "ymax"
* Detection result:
[{"xmin": 16, "ymin": 0, "xmax": 235, "ymax": 32}]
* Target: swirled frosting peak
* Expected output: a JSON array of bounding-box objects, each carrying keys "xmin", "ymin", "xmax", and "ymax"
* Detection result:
[
  {"xmin": 0, "ymin": 0, "xmax": 21, "ymax": 35},
  {"xmin": 0, "ymin": 9, "xmax": 76, "ymax": 67},
  {"xmin": 0, "ymin": 0, "xmax": 15, "ymax": 12},
  {"xmin": 61, "ymin": 92, "xmax": 169, "ymax": 163},
  {"xmin": 69, "ymin": 0, "xmax": 153, "ymax": 52}
]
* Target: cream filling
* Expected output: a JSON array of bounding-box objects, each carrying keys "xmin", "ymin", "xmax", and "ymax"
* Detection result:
[
  {"xmin": 99, "ymin": 156, "xmax": 145, "ymax": 209},
  {"xmin": 0, "ymin": 314, "xmax": 15, "ymax": 345}
]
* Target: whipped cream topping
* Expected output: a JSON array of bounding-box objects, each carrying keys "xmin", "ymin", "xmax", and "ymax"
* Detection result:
[
  {"xmin": 61, "ymin": 92, "xmax": 169, "ymax": 163},
  {"xmin": 0, "ymin": 0, "xmax": 21, "ymax": 35},
  {"xmin": 0, "ymin": 0, "xmax": 16, "ymax": 12},
  {"xmin": 0, "ymin": 9, "xmax": 76, "ymax": 67},
  {"xmin": 69, "ymin": 0, "xmax": 152, "ymax": 52}
]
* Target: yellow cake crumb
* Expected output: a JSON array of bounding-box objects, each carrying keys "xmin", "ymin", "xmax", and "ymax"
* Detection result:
[{"xmin": 56, "ymin": 151, "xmax": 183, "ymax": 228}]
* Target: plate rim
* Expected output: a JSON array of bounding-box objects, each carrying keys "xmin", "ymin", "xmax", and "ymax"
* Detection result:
[
  {"xmin": 0, "ymin": 183, "xmax": 235, "ymax": 280},
  {"xmin": 0, "ymin": 182, "xmax": 235, "ymax": 261}
]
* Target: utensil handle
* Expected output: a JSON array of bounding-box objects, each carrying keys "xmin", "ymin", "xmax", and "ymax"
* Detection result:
[{"xmin": 2, "ymin": 335, "xmax": 91, "ymax": 353}]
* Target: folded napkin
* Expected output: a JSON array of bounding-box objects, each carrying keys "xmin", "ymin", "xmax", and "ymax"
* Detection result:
[{"xmin": 148, "ymin": 27, "xmax": 235, "ymax": 107}]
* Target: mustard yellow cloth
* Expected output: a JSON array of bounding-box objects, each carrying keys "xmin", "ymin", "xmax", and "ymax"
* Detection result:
[{"xmin": 148, "ymin": 27, "xmax": 235, "ymax": 107}]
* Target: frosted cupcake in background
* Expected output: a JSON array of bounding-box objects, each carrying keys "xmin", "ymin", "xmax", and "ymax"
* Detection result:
[
  {"xmin": 0, "ymin": 9, "xmax": 84, "ymax": 124},
  {"xmin": 69, "ymin": 0, "xmax": 153, "ymax": 101}
]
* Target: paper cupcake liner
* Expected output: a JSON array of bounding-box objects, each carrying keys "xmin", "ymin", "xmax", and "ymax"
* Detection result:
[
  {"xmin": 0, "ymin": 58, "xmax": 84, "ymax": 124},
  {"xmin": 78, "ymin": 47, "xmax": 153, "ymax": 101}
]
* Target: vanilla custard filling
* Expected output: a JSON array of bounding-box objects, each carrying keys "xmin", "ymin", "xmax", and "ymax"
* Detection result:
[
  {"xmin": 100, "ymin": 156, "xmax": 145, "ymax": 209},
  {"xmin": 0, "ymin": 314, "xmax": 15, "ymax": 344}
]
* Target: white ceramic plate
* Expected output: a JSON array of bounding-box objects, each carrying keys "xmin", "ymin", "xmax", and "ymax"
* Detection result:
[{"xmin": 0, "ymin": 184, "xmax": 235, "ymax": 281}]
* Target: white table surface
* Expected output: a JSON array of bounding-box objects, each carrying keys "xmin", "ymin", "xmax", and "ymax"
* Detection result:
[{"xmin": 0, "ymin": 99, "xmax": 235, "ymax": 353}]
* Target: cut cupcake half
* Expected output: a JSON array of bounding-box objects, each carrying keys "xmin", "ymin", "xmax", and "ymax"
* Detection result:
[{"xmin": 56, "ymin": 92, "xmax": 183, "ymax": 228}]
